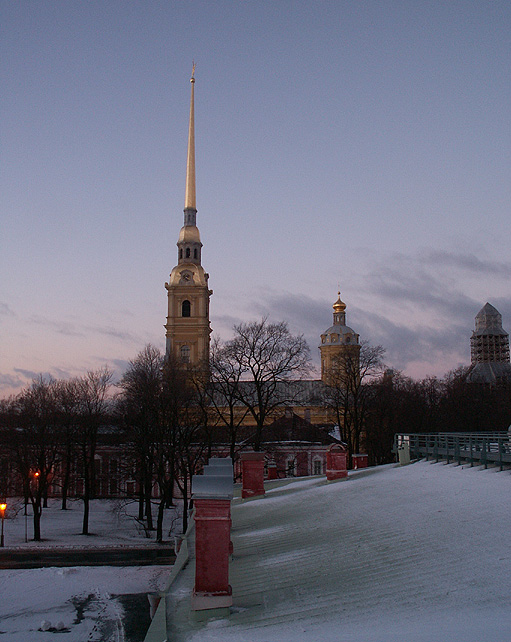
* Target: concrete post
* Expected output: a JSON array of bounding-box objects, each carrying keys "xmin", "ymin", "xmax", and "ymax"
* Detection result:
[
  {"xmin": 267, "ymin": 460, "xmax": 278, "ymax": 480},
  {"xmin": 326, "ymin": 444, "xmax": 348, "ymax": 480},
  {"xmin": 191, "ymin": 475, "xmax": 233, "ymax": 613},
  {"xmin": 351, "ymin": 453, "xmax": 368, "ymax": 469},
  {"xmin": 241, "ymin": 452, "xmax": 265, "ymax": 498}
]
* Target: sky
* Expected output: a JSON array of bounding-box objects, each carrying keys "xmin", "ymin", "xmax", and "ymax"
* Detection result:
[{"xmin": 2, "ymin": 1, "xmax": 511, "ymax": 396}]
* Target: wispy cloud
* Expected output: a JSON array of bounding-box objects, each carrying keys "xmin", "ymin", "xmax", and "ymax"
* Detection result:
[
  {"xmin": 0, "ymin": 302, "xmax": 16, "ymax": 318},
  {"xmin": 28, "ymin": 315, "xmax": 84, "ymax": 337},
  {"xmin": 86, "ymin": 325, "xmax": 139, "ymax": 343},
  {"xmin": 0, "ymin": 373, "xmax": 25, "ymax": 392},
  {"xmin": 421, "ymin": 250, "xmax": 511, "ymax": 278}
]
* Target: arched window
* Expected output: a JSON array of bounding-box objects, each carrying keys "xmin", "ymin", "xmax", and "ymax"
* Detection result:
[
  {"xmin": 182, "ymin": 300, "xmax": 191, "ymax": 317},
  {"xmin": 179, "ymin": 249, "xmax": 183, "ymax": 259},
  {"xmin": 186, "ymin": 248, "xmax": 190, "ymax": 258},
  {"xmin": 194, "ymin": 248, "xmax": 198, "ymax": 259},
  {"xmin": 180, "ymin": 345, "xmax": 190, "ymax": 363}
]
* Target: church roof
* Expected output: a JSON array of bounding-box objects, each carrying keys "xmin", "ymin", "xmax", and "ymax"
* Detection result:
[
  {"xmin": 476, "ymin": 302, "xmax": 500, "ymax": 318},
  {"xmin": 466, "ymin": 362, "xmax": 511, "ymax": 384},
  {"xmin": 322, "ymin": 323, "xmax": 357, "ymax": 336},
  {"xmin": 473, "ymin": 302, "xmax": 508, "ymax": 336}
]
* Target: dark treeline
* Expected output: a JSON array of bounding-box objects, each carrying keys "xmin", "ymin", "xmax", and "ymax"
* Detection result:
[{"xmin": 363, "ymin": 366, "xmax": 511, "ymax": 465}]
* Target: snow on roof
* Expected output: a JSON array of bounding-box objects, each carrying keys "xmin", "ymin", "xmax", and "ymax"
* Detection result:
[{"xmin": 163, "ymin": 462, "xmax": 511, "ymax": 642}]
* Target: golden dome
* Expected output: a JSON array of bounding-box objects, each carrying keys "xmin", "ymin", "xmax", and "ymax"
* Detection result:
[
  {"xmin": 333, "ymin": 292, "xmax": 346, "ymax": 313},
  {"xmin": 178, "ymin": 225, "xmax": 201, "ymax": 244}
]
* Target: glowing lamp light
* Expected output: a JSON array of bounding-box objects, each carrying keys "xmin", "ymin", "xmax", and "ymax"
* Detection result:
[{"xmin": 0, "ymin": 504, "xmax": 6, "ymax": 511}]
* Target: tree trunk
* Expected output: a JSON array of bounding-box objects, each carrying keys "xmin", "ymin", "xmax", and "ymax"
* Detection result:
[
  {"xmin": 156, "ymin": 498, "xmax": 165, "ymax": 543},
  {"xmin": 32, "ymin": 500, "xmax": 42, "ymax": 541},
  {"xmin": 61, "ymin": 453, "xmax": 71, "ymax": 510},
  {"xmin": 182, "ymin": 473, "xmax": 189, "ymax": 533},
  {"xmin": 82, "ymin": 495, "xmax": 90, "ymax": 535},
  {"xmin": 82, "ymin": 459, "xmax": 91, "ymax": 535},
  {"xmin": 145, "ymin": 477, "xmax": 154, "ymax": 531}
]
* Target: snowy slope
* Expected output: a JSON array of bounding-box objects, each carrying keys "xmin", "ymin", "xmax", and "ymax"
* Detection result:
[{"xmin": 166, "ymin": 462, "xmax": 511, "ymax": 642}]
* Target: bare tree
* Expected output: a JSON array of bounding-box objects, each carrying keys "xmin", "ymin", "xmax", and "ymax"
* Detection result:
[
  {"xmin": 155, "ymin": 357, "xmax": 204, "ymax": 537},
  {"xmin": 11, "ymin": 377, "xmax": 61, "ymax": 540},
  {"xmin": 223, "ymin": 318, "xmax": 311, "ymax": 451},
  {"xmin": 54, "ymin": 378, "xmax": 80, "ymax": 510},
  {"xmin": 202, "ymin": 337, "xmax": 249, "ymax": 463},
  {"xmin": 325, "ymin": 342, "xmax": 385, "ymax": 460},
  {"xmin": 75, "ymin": 367, "xmax": 113, "ymax": 536},
  {"xmin": 118, "ymin": 345, "xmax": 163, "ymax": 531}
]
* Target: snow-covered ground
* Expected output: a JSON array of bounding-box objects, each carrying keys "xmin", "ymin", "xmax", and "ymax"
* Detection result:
[
  {"xmin": 0, "ymin": 497, "xmax": 182, "ymax": 548},
  {"xmin": 0, "ymin": 499, "xmax": 178, "ymax": 641}
]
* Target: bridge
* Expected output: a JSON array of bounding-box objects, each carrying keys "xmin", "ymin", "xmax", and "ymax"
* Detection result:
[{"xmin": 393, "ymin": 431, "xmax": 511, "ymax": 470}]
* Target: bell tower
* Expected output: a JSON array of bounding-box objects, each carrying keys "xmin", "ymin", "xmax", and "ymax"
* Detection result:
[
  {"xmin": 320, "ymin": 293, "xmax": 360, "ymax": 385},
  {"xmin": 165, "ymin": 66, "xmax": 212, "ymax": 366}
]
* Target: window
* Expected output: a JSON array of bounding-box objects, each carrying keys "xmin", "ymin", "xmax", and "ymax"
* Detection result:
[
  {"xmin": 194, "ymin": 248, "xmax": 198, "ymax": 259},
  {"xmin": 186, "ymin": 248, "xmax": 190, "ymax": 258},
  {"xmin": 180, "ymin": 345, "xmax": 190, "ymax": 363},
  {"xmin": 179, "ymin": 249, "xmax": 183, "ymax": 259},
  {"xmin": 286, "ymin": 459, "xmax": 295, "ymax": 477},
  {"xmin": 182, "ymin": 300, "xmax": 191, "ymax": 317},
  {"xmin": 313, "ymin": 459, "xmax": 323, "ymax": 475}
]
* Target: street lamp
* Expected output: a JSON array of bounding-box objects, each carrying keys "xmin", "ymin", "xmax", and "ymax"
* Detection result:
[{"xmin": 0, "ymin": 502, "xmax": 6, "ymax": 548}]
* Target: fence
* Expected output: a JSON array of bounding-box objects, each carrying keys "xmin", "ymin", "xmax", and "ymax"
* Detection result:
[{"xmin": 393, "ymin": 432, "xmax": 511, "ymax": 470}]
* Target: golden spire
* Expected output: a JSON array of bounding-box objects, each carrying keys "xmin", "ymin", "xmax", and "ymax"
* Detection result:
[{"xmin": 184, "ymin": 63, "xmax": 196, "ymax": 211}]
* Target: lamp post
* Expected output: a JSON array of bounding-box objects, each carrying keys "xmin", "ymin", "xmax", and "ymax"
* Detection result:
[{"xmin": 0, "ymin": 502, "xmax": 6, "ymax": 548}]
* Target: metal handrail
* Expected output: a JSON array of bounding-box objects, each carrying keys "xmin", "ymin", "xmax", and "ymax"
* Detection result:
[{"xmin": 394, "ymin": 431, "xmax": 511, "ymax": 470}]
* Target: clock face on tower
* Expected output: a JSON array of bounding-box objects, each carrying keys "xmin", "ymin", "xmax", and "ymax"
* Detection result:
[{"xmin": 180, "ymin": 270, "xmax": 193, "ymax": 284}]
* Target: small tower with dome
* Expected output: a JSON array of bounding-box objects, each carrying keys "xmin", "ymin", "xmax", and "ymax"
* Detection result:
[{"xmin": 320, "ymin": 293, "xmax": 360, "ymax": 385}]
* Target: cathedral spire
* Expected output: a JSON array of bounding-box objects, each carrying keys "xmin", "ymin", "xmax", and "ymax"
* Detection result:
[
  {"xmin": 184, "ymin": 63, "xmax": 196, "ymax": 219},
  {"xmin": 165, "ymin": 66, "xmax": 212, "ymax": 365},
  {"xmin": 177, "ymin": 64, "xmax": 202, "ymax": 266}
]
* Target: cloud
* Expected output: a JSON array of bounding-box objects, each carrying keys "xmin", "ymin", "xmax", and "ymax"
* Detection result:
[
  {"xmin": 93, "ymin": 357, "xmax": 131, "ymax": 384},
  {"xmin": 28, "ymin": 315, "xmax": 84, "ymax": 337},
  {"xmin": 0, "ymin": 373, "xmax": 25, "ymax": 392},
  {"xmin": 13, "ymin": 367, "xmax": 47, "ymax": 380},
  {"xmin": 0, "ymin": 302, "xmax": 16, "ymax": 318},
  {"xmin": 26, "ymin": 314, "xmax": 141, "ymax": 343},
  {"xmin": 86, "ymin": 325, "xmax": 139, "ymax": 343},
  {"xmin": 422, "ymin": 250, "xmax": 511, "ymax": 278}
]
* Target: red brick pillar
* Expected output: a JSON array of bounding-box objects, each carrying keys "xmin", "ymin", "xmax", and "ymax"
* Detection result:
[
  {"xmin": 352, "ymin": 453, "xmax": 368, "ymax": 469},
  {"xmin": 191, "ymin": 476, "xmax": 233, "ymax": 612},
  {"xmin": 267, "ymin": 460, "xmax": 278, "ymax": 480},
  {"xmin": 241, "ymin": 452, "xmax": 265, "ymax": 498},
  {"xmin": 326, "ymin": 444, "xmax": 348, "ymax": 480}
]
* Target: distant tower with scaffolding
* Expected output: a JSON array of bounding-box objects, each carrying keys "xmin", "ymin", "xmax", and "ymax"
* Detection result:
[{"xmin": 467, "ymin": 302, "xmax": 511, "ymax": 383}]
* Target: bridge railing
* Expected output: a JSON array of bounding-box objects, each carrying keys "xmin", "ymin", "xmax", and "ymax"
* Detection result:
[{"xmin": 393, "ymin": 431, "xmax": 511, "ymax": 470}]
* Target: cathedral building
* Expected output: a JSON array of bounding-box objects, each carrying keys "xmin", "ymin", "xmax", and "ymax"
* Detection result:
[
  {"xmin": 467, "ymin": 302, "xmax": 511, "ymax": 384},
  {"xmin": 164, "ymin": 66, "xmax": 212, "ymax": 367},
  {"xmin": 160, "ymin": 71, "xmax": 365, "ymax": 475}
]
